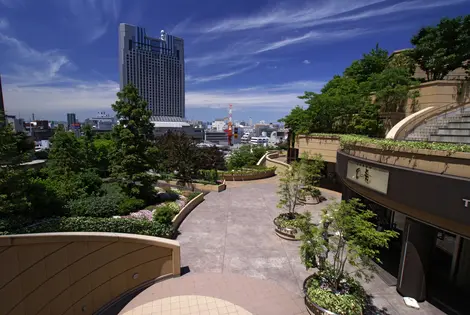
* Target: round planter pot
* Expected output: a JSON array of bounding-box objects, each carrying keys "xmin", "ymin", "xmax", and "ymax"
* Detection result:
[
  {"xmin": 302, "ymin": 275, "xmax": 363, "ymax": 315},
  {"xmin": 273, "ymin": 213, "xmax": 301, "ymax": 241}
]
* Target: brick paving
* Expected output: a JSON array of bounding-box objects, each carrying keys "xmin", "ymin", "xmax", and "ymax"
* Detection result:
[{"xmin": 121, "ymin": 177, "xmax": 445, "ymax": 315}]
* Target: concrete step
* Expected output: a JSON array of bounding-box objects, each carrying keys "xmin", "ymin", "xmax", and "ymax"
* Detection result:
[
  {"xmin": 429, "ymin": 135, "xmax": 470, "ymax": 144},
  {"xmin": 448, "ymin": 122, "xmax": 470, "ymax": 129},
  {"xmin": 436, "ymin": 128, "xmax": 470, "ymax": 136}
]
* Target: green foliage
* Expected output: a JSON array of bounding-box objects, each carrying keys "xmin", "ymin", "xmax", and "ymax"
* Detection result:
[
  {"xmin": 186, "ymin": 192, "xmax": 201, "ymax": 202},
  {"xmin": 277, "ymin": 161, "xmax": 305, "ymax": 214},
  {"xmin": 278, "ymin": 106, "xmax": 309, "ymax": 138},
  {"xmin": 110, "ymin": 84, "xmax": 157, "ymax": 201},
  {"xmin": 198, "ymin": 169, "xmax": 220, "ymax": 183},
  {"xmin": 409, "ymin": 16, "xmax": 470, "ymax": 81},
  {"xmin": 118, "ymin": 198, "xmax": 145, "ymax": 215},
  {"xmin": 221, "ymin": 167, "xmax": 276, "ymax": 175},
  {"xmin": 67, "ymin": 194, "xmax": 121, "ymax": 217},
  {"xmin": 197, "ymin": 146, "xmax": 226, "ymax": 171},
  {"xmin": 48, "ymin": 127, "xmax": 85, "ymax": 176},
  {"xmin": 17, "ymin": 217, "xmax": 172, "ymax": 237},
  {"xmin": 94, "ymin": 138, "xmax": 114, "ymax": 177},
  {"xmin": 80, "ymin": 124, "xmax": 97, "ymax": 171},
  {"xmin": 227, "ymin": 145, "xmax": 268, "ymax": 169},
  {"xmin": 157, "ymin": 131, "xmax": 199, "ymax": 186},
  {"xmin": 299, "ymin": 199, "xmax": 398, "ymax": 290},
  {"xmin": 153, "ymin": 203, "xmax": 179, "ymax": 225},
  {"xmin": 343, "ymin": 44, "xmax": 389, "ymax": 83},
  {"xmin": 0, "ymin": 125, "xmax": 36, "ymax": 217},
  {"xmin": 306, "ymin": 274, "xmax": 365, "ymax": 315}
]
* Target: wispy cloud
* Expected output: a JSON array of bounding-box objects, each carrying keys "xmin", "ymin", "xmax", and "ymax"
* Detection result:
[
  {"xmin": 303, "ymin": 60, "xmax": 311, "ymax": 64},
  {"xmin": 0, "ymin": 17, "xmax": 8, "ymax": 30},
  {"xmin": 186, "ymin": 80, "xmax": 325, "ymax": 111},
  {"xmin": 187, "ymin": 63, "xmax": 260, "ymax": 83},
  {"xmin": 57, "ymin": 0, "xmax": 122, "ymax": 43},
  {"xmin": 198, "ymin": 0, "xmax": 466, "ymax": 33}
]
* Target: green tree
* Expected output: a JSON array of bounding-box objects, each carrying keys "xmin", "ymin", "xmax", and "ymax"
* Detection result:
[
  {"xmin": 81, "ymin": 124, "xmax": 97, "ymax": 170},
  {"xmin": 157, "ymin": 131, "xmax": 199, "ymax": 187},
  {"xmin": 409, "ymin": 16, "xmax": 470, "ymax": 81},
  {"xmin": 369, "ymin": 67, "xmax": 420, "ymax": 113},
  {"xmin": 300, "ymin": 199, "xmax": 398, "ymax": 286},
  {"xmin": 277, "ymin": 161, "xmax": 306, "ymax": 218},
  {"xmin": 0, "ymin": 124, "xmax": 34, "ymax": 217},
  {"xmin": 48, "ymin": 127, "xmax": 85, "ymax": 177},
  {"xmin": 278, "ymin": 105, "xmax": 308, "ymax": 144},
  {"xmin": 94, "ymin": 138, "xmax": 113, "ymax": 177},
  {"xmin": 110, "ymin": 84, "xmax": 156, "ymax": 201},
  {"xmin": 344, "ymin": 44, "xmax": 389, "ymax": 83}
]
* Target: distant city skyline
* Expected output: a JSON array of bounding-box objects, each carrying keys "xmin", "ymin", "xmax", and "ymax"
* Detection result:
[{"xmin": 1, "ymin": 1, "xmax": 469, "ymax": 122}]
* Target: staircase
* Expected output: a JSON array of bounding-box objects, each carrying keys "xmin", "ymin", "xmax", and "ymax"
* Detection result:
[{"xmin": 406, "ymin": 105, "xmax": 470, "ymax": 144}]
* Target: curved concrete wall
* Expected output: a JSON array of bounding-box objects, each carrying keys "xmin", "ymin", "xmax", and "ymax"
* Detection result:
[
  {"xmin": 0, "ymin": 232, "xmax": 181, "ymax": 315},
  {"xmin": 266, "ymin": 152, "xmax": 290, "ymax": 174}
]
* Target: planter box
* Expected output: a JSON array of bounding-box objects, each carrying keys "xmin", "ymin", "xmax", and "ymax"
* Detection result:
[
  {"xmin": 303, "ymin": 274, "xmax": 364, "ymax": 315},
  {"xmin": 172, "ymin": 193, "xmax": 204, "ymax": 230},
  {"xmin": 222, "ymin": 169, "xmax": 276, "ymax": 181},
  {"xmin": 166, "ymin": 180, "xmax": 227, "ymax": 192},
  {"xmin": 273, "ymin": 216, "xmax": 301, "ymax": 241}
]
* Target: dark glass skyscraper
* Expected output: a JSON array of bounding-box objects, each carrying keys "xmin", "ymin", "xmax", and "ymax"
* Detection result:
[{"xmin": 119, "ymin": 24, "xmax": 185, "ymax": 118}]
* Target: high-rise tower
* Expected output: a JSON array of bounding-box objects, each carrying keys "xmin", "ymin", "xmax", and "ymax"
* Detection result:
[
  {"xmin": 119, "ymin": 24, "xmax": 185, "ymax": 118},
  {"xmin": 0, "ymin": 74, "xmax": 5, "ymax": 126}
]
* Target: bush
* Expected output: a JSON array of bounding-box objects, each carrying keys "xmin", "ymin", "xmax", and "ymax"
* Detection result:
[
  {"xmin": 67, "ymin": 194, "xmax": 120, "ymax": 217},
  {"xmin": 16, "ymin": 216, "xmax": 172, "ymax": 237},
  {"xmin": 118, "ymin": 198, "xmax": 145, "ymax": 215},
  {"xmin": 187, "ymin": 192, "xmax": 201, "ymax": 202},
  {"xmin": 198, "ymin": 169, "xmax": 219, "ymax": 183},
  {"xmin": 153, "ymin": 203, "xmax": 179, "ymax": 225}
]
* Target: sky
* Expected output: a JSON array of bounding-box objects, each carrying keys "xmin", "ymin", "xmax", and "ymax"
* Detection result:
[{"xmin": 1, "ymin": 0, "xmax": 470, "ymax": 124}]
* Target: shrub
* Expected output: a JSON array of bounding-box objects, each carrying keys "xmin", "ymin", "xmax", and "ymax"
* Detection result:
[
  {"xmin": 187, "ymin": 192, "xmax": 201, "ymax": 202},
  {"xmin": 17, "ymin": 216, "xmax": 172, "ymax": 237},
  {"xmin": 67, "ymin": 194, "xmax": 120, "ymax": 217},
  {"xmin": 118, "ymin": 198, "xmax": 145, "ymax": 215},
  {"xmin": 153, "ymin": 203, "xmax": 179, "ymax": 225}
]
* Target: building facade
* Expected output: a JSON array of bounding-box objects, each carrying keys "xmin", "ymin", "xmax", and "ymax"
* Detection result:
[
  {"xmin": 119, "ymin": 23, "xmax": 185, "ymax": 118},
  {"xmin": 66, "ymin": 113, "xmax": 77, "ymax": 130},
  {"xmin": 0, "ymin": 74, "xmax": 5, "ymax": 126}
]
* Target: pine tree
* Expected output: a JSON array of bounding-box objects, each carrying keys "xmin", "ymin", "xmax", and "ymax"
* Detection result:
[{"xmin": 110, "ymin": 84, "xmax": 156, "ymax": 201}]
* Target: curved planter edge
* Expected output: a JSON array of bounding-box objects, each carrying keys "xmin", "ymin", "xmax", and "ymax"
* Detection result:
[
  {"xmin": 171, "ymin": 193, "xmax": 204, "ymax": 231},
  {"xmin": 302, "ymin": 274, "xmax": 364, "ymax": 315},
  {"xmin": 273, "ymin": 216, "xmax": 301, "ymax": 241}
]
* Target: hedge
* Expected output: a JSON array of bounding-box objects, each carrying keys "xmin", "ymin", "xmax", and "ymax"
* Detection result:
[
  {"xmin": 220, "ymin": 167, "xmax": 276, "ymax": 175},
  {"xmin": 13, "ymin": 217, "xmax": 173, "ymax": 238},
  {"xmin": 305, "ymin": 133, "xmax": 470, "ymax": 154}
]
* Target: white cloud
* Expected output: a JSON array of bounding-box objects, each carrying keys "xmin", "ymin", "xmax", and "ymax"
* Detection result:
[
  {"xmin": 303, "ymin": 60, "xmax": 311, "ymax": 64},
  {"xmin": 186, "ymin": 80, "xmax": 325, "ymax": 110},
  {"xmin": 57, "ymin": 0, "xmax": 122, "ymax": 43},
  {"xmin": 0, "ymin": 18, "xmax": 9, "ymax": 30},
  {"xmin": 187, "ymin": 63, "xmax": 260, "ymax": 83},
  {"xmin": 198, "ymin": 0, "xmax": 466, "ymax": 33}
]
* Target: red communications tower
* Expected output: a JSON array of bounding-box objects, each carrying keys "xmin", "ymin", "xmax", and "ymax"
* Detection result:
[{"xmin": 225, "ymin": 104, "xmax": 233, "ymax": 146}]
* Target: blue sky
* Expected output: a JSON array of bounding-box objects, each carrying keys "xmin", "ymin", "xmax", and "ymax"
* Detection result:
[{"xmin": 1, "ymin": 0, "xmax": 469, "ymax": 123}]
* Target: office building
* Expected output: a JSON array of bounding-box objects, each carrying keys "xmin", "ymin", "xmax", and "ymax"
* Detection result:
[
  {"xmin": 67, "ymin": 113, "xmax": 77, "ymax": 130},
  {"xmin": 119, "ymin": 23, "xmax": 185, "ymax": 118},
  {"xmin": 0, "ymin": 74, "xmax": 5, "ymax": 126},
  {"xmin": 84, "ymin": 112, "xmax": 116, "ymax": 131}
]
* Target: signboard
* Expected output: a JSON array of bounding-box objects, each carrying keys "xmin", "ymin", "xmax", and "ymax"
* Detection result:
[{"xmin": 346, "ymin": 160, "xmax": 389, "ymax": 194}]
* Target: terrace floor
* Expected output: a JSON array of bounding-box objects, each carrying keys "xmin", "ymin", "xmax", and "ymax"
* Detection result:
[{"xmin": 119, "ymin": 177, "xmax": 445, "ymax": 315}]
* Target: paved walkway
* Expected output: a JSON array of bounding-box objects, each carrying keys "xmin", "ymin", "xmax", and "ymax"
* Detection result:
[{"xmin": 121, "ymin": 177, "xmax": 445, "ymax": 315}]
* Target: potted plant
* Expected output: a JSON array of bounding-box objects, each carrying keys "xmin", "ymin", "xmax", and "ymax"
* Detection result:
[
  {"xmin": 299, "ymin": 153, "xmax": 325, "ymax": 205},
  {"xmin": 299, "ymin": 199, "xmax": 398, "ymax": 315},
  {"xmin": 273, "ymin": 160, "xmax": 306, "ymax": 240}
]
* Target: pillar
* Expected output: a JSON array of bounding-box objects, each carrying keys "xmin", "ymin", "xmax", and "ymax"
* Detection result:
[{"xmin": 397, "ymin": 217, "xmax": 437, "ymax": 301}]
